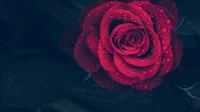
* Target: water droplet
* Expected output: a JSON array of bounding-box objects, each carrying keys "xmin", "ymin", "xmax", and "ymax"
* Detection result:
[
  {"xmin": 160, "ymin": 10, "xmax": 163, "ymax": 12},
  {"xmin": 166, "ymin": 59, "xmax": 170, "ymax": 62},
  {"xmin": 155, "ymin": 61, "xmax": 160, "ymax": 65},
  {"xmin": 150, "ymin": 70, "xmax": 153, "ymax": 72},
  {"xmin": 163, "ymin": 46, "xmax": 167, "ymax": 50},
  {"xmin": 143, "ymin": 71, "xmax": 147, "ymax": 74},
  {"xmin": 162, "ymin": 28, "xmax": 167, "ymax": 33},
  {"xmin": 166, "ymin": 20, "xmax": 170, "ymax": 24},
  {"xmin": 116, "ymin": 73, "xmax": 120, "ymax": 75}
]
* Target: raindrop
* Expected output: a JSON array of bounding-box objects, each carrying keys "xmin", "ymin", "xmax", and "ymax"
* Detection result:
[
  {"xmin": 163, "ymin": 46, "xmax": 167, "ymax": 50},
  {"xmin": 155, "ymin": 61, "xmax": 160, "ymax": 65},
  {"xmin": 166, "ymin": 59, "xmax": 170, "ymax": 62},
  {"xmin": 162, "ymin": 28, "xmax": 167, "ymax": 33},
  {"xmin": 116, "ymin": 72, "xmax": 120, "ymax": 75},
  {"xmin": 143, "ymin": 71, "xmax": 147, "ymax": 74}
]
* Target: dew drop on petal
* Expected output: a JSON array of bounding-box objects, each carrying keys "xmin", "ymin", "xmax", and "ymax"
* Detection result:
[
  {"xmin": 166, "ymin": 59, "xmax": 170, "ymax": 62},
  {"xmin": 155, "ymin": 61, "xmax": 160, "ymax": 65},
  {"xmin": 162, "ymin": 28, "xmax": 167, "ymax": 33},
  {"xmin": 142, "ymin": 71, "xmax": 147, "ymax": 74},
  {"xmin": 163, "ymin": 46, "xmax": 167, "ymax": 51},
  {"xmin": 166, "ymin": 20, "xmax": 170, "ymax": 24}
]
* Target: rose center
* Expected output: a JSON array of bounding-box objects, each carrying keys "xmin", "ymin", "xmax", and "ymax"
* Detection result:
[{"xmin": 110, "ymin": 23, "xmax": 149, "ymax": 56}]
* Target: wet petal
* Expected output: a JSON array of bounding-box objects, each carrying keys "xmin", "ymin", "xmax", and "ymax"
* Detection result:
[
  {"xmin": 157, "ymin": 46, "xmax": 174, "ymax": 76},
  {"xmin": 171, "ymin": 33, "xmax": 183, "ymax": 70},
  {"xmin": 126, "ymin": 3, "xmax": 153, "ymax": 27},
  {"xmin": 156, "ymin": 5, "xmax": 177, "ymax": 30},
  {"xmin": 114, "ymin": 51, "xmax": 161, "ymax": 80},
  {"xmin": 74, "ymin": 33, "xmax": 101, "ymax": 73},
  {"xmin": 123, "ymin": 26, "xmax": 161, "ymax": 67},
  {"xmin": 83, "ymin": 2, "xmax": 120, "ymax": 33},
  {"xmin": 100, "ymin": 7, "xmax": 143, "ymax": 53},
  {"xmin": 131, "ymin": 75, "xmax": 163, "ymax": 91},
  {"xmin": 108, "ymin": 70, "xmax": 141, "ymax": 85},
  {"xmin": 134, "ymin": 1, "xmax": 172, "ymax": 52},
  {"xmin": 79, "ymin": 3, "xmax": 99, "ymax": 30},
  {"xmin": 98, "ymin": 41, "xmax": 116, "ymax": 72},
  {"xmin": 151, "ymin": 0, "xmax": 178, "ymax": 23},
  {"xmin": 92, "ymin": 69, "xmax": 118, "ymax": 89},
  {"xmin": 87, "ymin": 32, "xmax": 99, "ymax": 57},
  {"xmin": 109, "ymin": 23, "xmax": 144, "ymax": 55}
]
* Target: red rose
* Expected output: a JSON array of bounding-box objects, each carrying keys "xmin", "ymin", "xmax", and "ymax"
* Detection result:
[{"xmin": 62, "ymin": 0, "xmax": 183, "ymax": 91}]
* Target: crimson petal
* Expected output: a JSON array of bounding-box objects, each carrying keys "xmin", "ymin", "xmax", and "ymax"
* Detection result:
[
  {"xmin": 113, "ymin": 51, "xmax": 161, "ymax": 80},
  {"xmin": 100, "ymin": 8, "xmax": 143, "ymax": 53},
  {"xmin": 74, "ymin": 33, "xmax": 101, "ymax": 73},
  {"xmin": 83, "ymin": 2, "xmax": 121, "ymax": 33},
  {"xmin": 157, "ymin": 46, "xmax": 174, "ymax": 76},
  {"xmin": 92, "ymin": 69, "xmax": 118, "ymax": 89},
  {"xmin": 156, "ymin": 5, "xmax": 177, "ymax": 30},
  {"xmin": 126, "ymin": 3, "xmax": 153, "ymax": 27},
  {"xmin": 134, "ymin": 1, "xmax": 172, "ymax": 52},
  {"xmin": 79, "ymin": 3, "xmax": 99, "ymax": 31},
  {"xmin": 171, "ymin": 32, "xmax": 183, "ymax": 70},
  {"xmin": 87, "ymin": 32, "xmax": 99, "ymax": 57},
  {"xmin": 131, "ymin": 76, "xmax": 163, "ymax": 91},
  {"xmin": 109, "ymin": 23, "xmax": 143, "ymax": 55},
  {"xmin": 98, "ymin": 41, "xmax": 116, "ymax": 72},
  {"xmin": 123, "ymin": 26, "xmax": 161, "ymax": 67},
  {"xmin": 108, "ymin": 70, "xmax": 141, "ymax": 85},
  {"xmin": 151, "ymin": 0, "xmax": 178, "ymax": 24}
]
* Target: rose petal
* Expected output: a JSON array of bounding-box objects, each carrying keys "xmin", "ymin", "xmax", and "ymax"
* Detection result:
[
  {"xmin": 126, "ymin": 3, "xmax": 153, "ymax": 27},
  {"xmin": 136, "ymin": 29, "xmax": 150, "ymax": 56},
  {"xmin": 113, "ymin": 51, "xmax": 161, "ymax": 80},
  {"xmin": 156, "ymin": 5, "xmax": 177, "ymax": 30},
  {"xmin": 98, "ymin": 41, "xmax": 116, "ymax": 72},
  {"xmin": 134, "ymin": 1, "xmax": 172, "ymax": 52},
  {"xmin": 123, "ymin": 26, "xmax": 161, "ymax": 67},
  {"xmin": 100, "ymin": 8, "xmax": 143, "ymax": 53},
  {"xmin": 92, "ymin": 69, "xmax": 118, "ymax": 89},
  {"xmin": 109, "ymin": 23, "xmax": 143, "ymax": 55},
  {"xmin": 83, "ymin": 2, "xmax": 120, "ymax": 33},
  {"xmin": 151, "ymin": 0, "xmax": 178, "ymax": 23},
  {"xmin": 87, "ymin": 32, "xmax": 99, "ymax": 57},
  {"xmin": 79, "ymin": 3, "xmax": 99, "ymax": 31},
  {"xmin": 134, "ymin": 0, "xmax": 150, "ymax": 1},
  {"xmin": 157, "ymin": 46, "xmax": 174, "ymax": 76},
  {"xmin": 108, "ymin": 70, "xmax": 141, "ymax": 85},
  {"xmin": 171, "ymin": 33, "xmax": 183, "ymax": 70},
  {"xmin": 98, "ymin": 0, "xmax": 144, "ymax": 3},
  {"xmin": 131, "ymin": 75, "xmax": 163, "ymax": 91},
  {"xmin": 74, "ymin": 33, "xmax": 101, "ymax": 73}
]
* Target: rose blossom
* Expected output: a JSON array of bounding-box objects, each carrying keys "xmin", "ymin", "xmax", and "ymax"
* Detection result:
[{"xmin": 62, "ymin": 0, "xmax": 183, "ymax": 91}]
